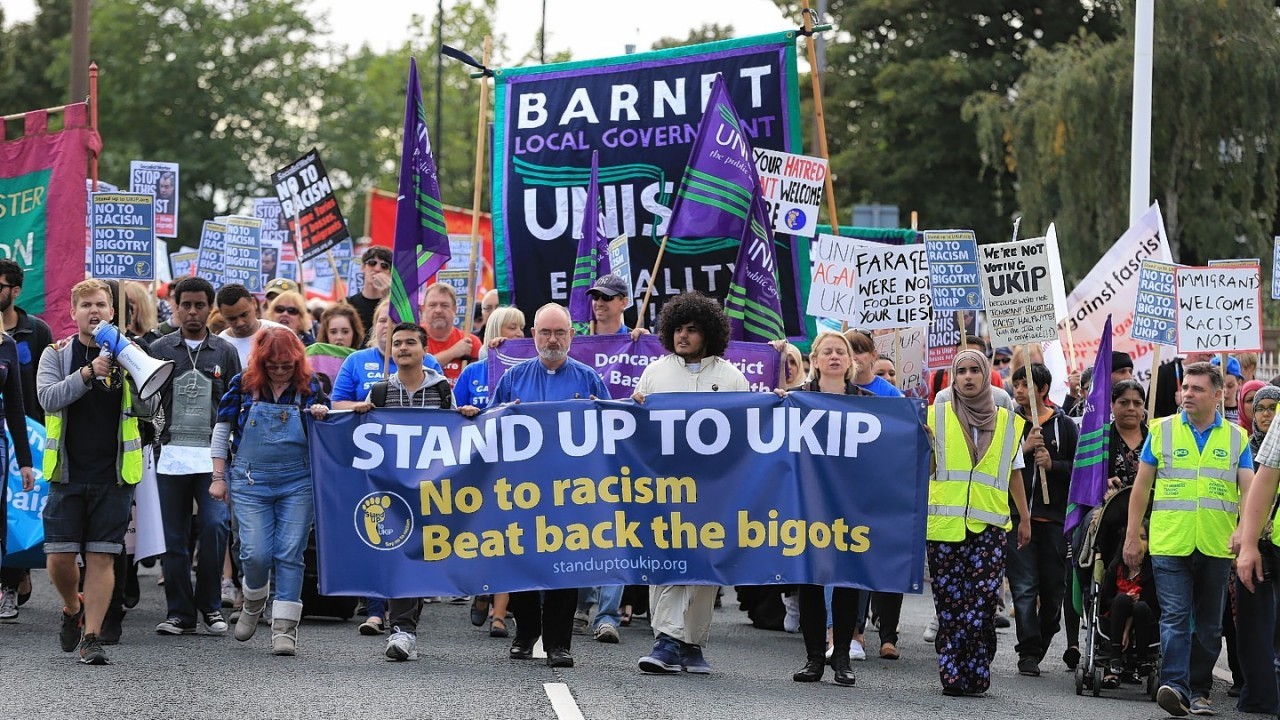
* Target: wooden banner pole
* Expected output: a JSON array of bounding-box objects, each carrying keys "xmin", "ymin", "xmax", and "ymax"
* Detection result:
[
  {"xmin": 1026, "ymin": 342, "xmax": 1050, "ymax": 504},
  {"xmin": 466, "ymin": 36, "xmax": 493, "ymax": 320},
  {"xmin": 635, "ymin": 236, "xmax": 670, "ymax": 326}
]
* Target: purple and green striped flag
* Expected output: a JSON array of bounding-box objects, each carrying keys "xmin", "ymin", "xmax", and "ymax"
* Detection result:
[
  {"xmin": 390, "ymin": 57, "xmax": 450, "ymax": 324},
  {"xmin": 667, "ymin": 74, "xmax": 785, "ymax": 342},
  {"xmin": 1065, "ymin": 314, "xmax": 1114, "ymax": 537},
  {"xmin": 568, "ymin": 150, "xmax": 610, "ymax": 327}
]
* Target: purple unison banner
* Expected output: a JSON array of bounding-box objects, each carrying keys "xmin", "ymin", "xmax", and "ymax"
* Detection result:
[
  {"xmin": 487, "ymin": 334, "xmax": 782, "ymax": 398},
  {"xmin": 492, "ymin": 33, "xmax": 806, "ymax": 337}
]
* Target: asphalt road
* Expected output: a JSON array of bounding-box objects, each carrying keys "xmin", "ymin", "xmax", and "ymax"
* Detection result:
[{"xmin": 0, "ymin": 566, "xmax": 1253, "ymax": 720}]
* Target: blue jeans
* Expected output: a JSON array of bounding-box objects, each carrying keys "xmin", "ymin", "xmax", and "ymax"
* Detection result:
[
  {"xmin": 1152, "ymin": 552, "xmax": 1231, "ymax": 701},
  {"xmin": 229, "ymin": 460, "xmax": 313, "ymax": 604},
  {"xmin": 578, "ymin": 585, "xmax": 624, "ymax": 629},
  {"xmin": 157, "ymin": 471, "xmax": 230, "ymax": 622},
  {"xmin": 1006, "ymin": 520, "xmax": 1067, "ymax": 660}
]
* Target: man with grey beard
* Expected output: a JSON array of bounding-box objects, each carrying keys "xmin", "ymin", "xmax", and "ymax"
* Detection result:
[
  {"xmin": 421, "ymin": 282, "xmax": 481, "ymax": 387},
  {"xmin": 489, "ymin": 303, "xmax": 610, "ymax": 669}
]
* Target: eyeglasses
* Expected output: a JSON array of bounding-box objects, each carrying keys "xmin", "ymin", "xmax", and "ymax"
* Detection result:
[
  {"xmin": 1257, "ymin": 403, "xmax": 1278, "ymax": 415},
  {"xmin": 364, "ymin": 259, "xmax": 391, "ymax": 270},
  {"xmin": 273, "ymin": 306, "xmax": 302, "ymax": 316},
  {"xmin": 265, "ymin": 362, "xmax": 296, "ymax": 372},
  {"xmin": 536, "ymin": 329, "xmax": 569, "ymax": 340},
  {"xmin": 993, "ymin": 357, "xmax": 1012, "ymax": 366},
  {"xmin": 0, "ymin": 283, "xmax": 16, "ymax": 292}
]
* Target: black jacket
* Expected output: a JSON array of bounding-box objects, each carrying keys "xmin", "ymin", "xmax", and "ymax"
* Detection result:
[
  {"xmin": 1012, "ymin": 405, "xmax": 1078, "ymax": 524},
  {"xmin": 8, "ymin": 307, "xmax": 52, "ymax": 424}
]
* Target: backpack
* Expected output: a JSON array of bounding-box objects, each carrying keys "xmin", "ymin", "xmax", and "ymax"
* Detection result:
[{"xmin": 370, "ymin": 379, "xmax": 452, "ymax": 409}]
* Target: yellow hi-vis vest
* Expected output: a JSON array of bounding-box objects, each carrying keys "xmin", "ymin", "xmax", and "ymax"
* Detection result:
[
  {"xmin": 926, "ymin": 402, "xmax": 1025, "ymax": 542},
  {"xmin": 1148, "ymin": 415, "xmax": 1244, "ymax": 558},
  {"xmin": 44, "ymin": 384, "xmax": 143, "ymax": 486}
]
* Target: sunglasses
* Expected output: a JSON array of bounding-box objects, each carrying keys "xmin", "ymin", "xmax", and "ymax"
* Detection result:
[
  {"xmin": 265, "ymin": 362, "xmax": 295, "ymax": 372},
  {"xmin": 273, "ymin": 306, "xmax": 302, "ymax": 316},
  {"xmin": 993, "ymin": 357, "xmax": 1012, "ymax": 366},
  {"xmin": 364, "ymin": 259, "xmax": 392, "ymax": 270}
]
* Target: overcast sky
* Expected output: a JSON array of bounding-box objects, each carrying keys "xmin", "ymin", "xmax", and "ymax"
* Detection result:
[{"xmin": 3, "ymin": 0, "xmax": 793, "ymax": 63}]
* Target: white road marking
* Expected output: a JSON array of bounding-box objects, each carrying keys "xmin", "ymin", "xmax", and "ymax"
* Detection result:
[
  {"xmin": 533, "ymin": 636, "xmax": 547, "ymax": 659},
  {"xmin": 544, "ymin": 682, "xmax": 585, "ymax": 720}
]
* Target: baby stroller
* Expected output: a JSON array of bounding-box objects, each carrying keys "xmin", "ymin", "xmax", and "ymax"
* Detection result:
[{"xmin": 1074, "ymin": 486, "xmax": 1162, "ymax": 699}]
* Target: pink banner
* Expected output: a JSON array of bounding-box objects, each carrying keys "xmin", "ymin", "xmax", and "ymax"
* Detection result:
[{"xmin": 0, "ymin": 103, "xmax": 101, "ymax": 338}]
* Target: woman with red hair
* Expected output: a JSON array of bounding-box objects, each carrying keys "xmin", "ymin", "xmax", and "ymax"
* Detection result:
[{"xmin": 210, "ymin": 327, "xmax": 328, "ymax": 656}]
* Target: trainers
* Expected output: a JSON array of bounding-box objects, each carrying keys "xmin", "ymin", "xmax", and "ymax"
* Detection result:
[
  {"xmin": 1157, "ymin": 685, "xmax": 1190, "ymax": 717},
  {"xmin": 79, "ymin": 633, "xmax": 109, "ymax": 665},
  {"xmin": 682, "ymin": 642, "xmax": 711, "ymax": 674},
  {"xmin": 220, "ymin": 578, "xmax": 238, "ymax": 609},
  {"xmin": 1189, "ymin": 697, "xmax": 1215, "ymax": 716},
  {"xmin": 202, "ymin": 611, "xmax": 229, "ymax": 635},
  {"xmin": 922, "ymin": 616, "xmax": 938, "ymax": 643},
  {"xmin": 59, "ymin": 601, "xmax": 85, "ymax": 652},
  {"xmin": 0, "ymin": 588, "xmax": 17, "ymax": 622},
  {"xmin": 1017, "ymin": 656, "xmax": 1041, "ymax": 676},
  {"xmin": 594, "ymin": 623, "xmax": 620, "ymax": 643},
  {"xmin": 385, "ymin": 628, "xmax": 418, "ymax": 661},
  {"xmin": 156, "ymin": 617, "xmax": 197, "ymax": 635},
  {"xmin": 848, "ymin": 639, "xmax": 867, "ymax": 661},
  {"xmin": 638, "ymin": 634, "xmax": 683, "ymax": 674},
  {"xmin": 573, "ymin": 611, "xmax": 590, "ymax": 635}
]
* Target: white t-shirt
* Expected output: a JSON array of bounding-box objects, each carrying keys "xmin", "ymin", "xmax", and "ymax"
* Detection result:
[{"xmin": 219, "ymin": 318, "xmax": 286, "ymax": 368}]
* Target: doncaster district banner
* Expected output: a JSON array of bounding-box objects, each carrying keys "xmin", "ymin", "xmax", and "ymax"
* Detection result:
[
  {"xmin": 492, "ymin": 32, "xmax": 810, "ymax": 339},
  {"xmin": 310, "ymin": 392, "xmax": 930, "ymax": 598}
]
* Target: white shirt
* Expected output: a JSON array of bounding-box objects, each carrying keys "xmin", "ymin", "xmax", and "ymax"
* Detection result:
[
  {"xmin": 635, "ymin": 354, "xmax": 750, "ymax": 395},
  {"xmin": 219, "ymin": 318, "xmax": 286, "ymax": 368}
]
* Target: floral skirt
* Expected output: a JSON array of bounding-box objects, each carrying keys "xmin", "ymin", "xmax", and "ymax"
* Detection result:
[{"xmin": 927, "ymin": 525, "xmax": 1006, "ymax": 694}]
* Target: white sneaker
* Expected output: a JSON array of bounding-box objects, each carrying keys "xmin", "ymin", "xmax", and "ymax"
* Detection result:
[
  {"xmin": 385, "ymin": 629, "xmax": 418, "ymax": 661},
  {"xmin": 923, "ymin": 616, "xmax": 938, "ymax": 643},
  {"xmin": 781, "ymin": 593, "xmax": 800, "ymax": 633},
  {"xmin": 220, "ymin": 578, "xmax": 238, "ymax": 608},
  {"xmin": 0, "ymin": 588, "xmax": 17, "ymax": 622},
  {"xmin": 849, "ymin": 639, "xmax": 867, "ymax": 661}
]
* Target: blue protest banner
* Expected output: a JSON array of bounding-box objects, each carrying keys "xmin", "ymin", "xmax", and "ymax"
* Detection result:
[
  {"xmin": 4, "ymin": 418, "xmax": 47, "ymax": 568},
  {"xmin": 309, "ymin": 392, "xmax": 929, "ymax": 597},
  {"xmin": 493, "ymin": 34, "xmax": 811, "ymax": 339},
  {"xmin": 487, "ymin": 334, "xmax": 781, "ymax": 397},
  {"xmin": 222, "ymin": 215, "xmax": 264, "ymax": 293},
  {"xmin": 195, "ymin": 220, "xmax": 226, "ymax": 286},
  {"xmin": 1130, "ymin": 259, "xmax": 1177, "ymax": 347},
  {"xmin": 90, "ymin": 192, "xmax": 155, "ymax": 280},
  {"xmin": 924, "ymin": 230, "xmax": 982, "ymax": 311}
]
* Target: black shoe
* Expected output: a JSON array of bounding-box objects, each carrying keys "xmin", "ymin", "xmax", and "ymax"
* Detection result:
[
  {"xmin": 994, "ymin": 613, "xmax": 1011, "ymax": 629},
  {"xmin": 830, "ymin": 655, "xmax": 856, "ymax": 686},
  {"xmin": 1017, "ymin": 656, "xmax": 1041, "ymax": 676},
  {"xmin": 1062, "ymin": 646, "xmax": 1080, "ymax": 670},
  {"xmin": 546, "ymin": 647, "xmax": 574, "ymax": 668},
  {"xmin": 1228, "ymin": 683, "xmax": 1242, "ymax": 698},
  {"xmin": 59, "ymin": 603, "xmax": 84, "ymax": 652},
  {"xmin": 123, "ymin": 563, "xmax": 140, "ymax": 609},
  {"xmin": 509, "ymin": 640, "xmax": 534, "ymax": 660},
  {"xmin": 942, "ymin": 685, "xmax": 965, "ymax": 697},
  {"xmin": 79, "ymin": 633, "xmax": 109, "ymax": 665},
  {"xmin": 793, "ymin": 658, "xmax": 825, "ymax": 682},
  {"xmin": 100, "ymin": 607, "xmax": 125, "ymax": 646}
]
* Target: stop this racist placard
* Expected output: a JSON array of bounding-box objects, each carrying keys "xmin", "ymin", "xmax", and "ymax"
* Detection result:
[
  {"xmin": 752, "ymin": 148, "xmax": 826, "ymax": 238},
  {"xmin": 272, "ymin": 148, "xmax": 350, "ymax": 262},
  {"xmin": 129, "ymin": 160, "xmax": 179, "ymax": 238},
  {"xmin": 807, "ymin": 234, "xmax": 931, "ymax": 329},
  {"xmin": 1174, "ymin": 265, "xmax": 1262, "ymax": 353},
  {"xmin": 979, "ymin": 237, "xmax": 1058, "ymax": 346}
]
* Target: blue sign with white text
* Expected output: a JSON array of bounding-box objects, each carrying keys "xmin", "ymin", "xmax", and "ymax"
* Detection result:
[{"xmin": 924, "ymin": 230, "xmax": 982, "ymax": 311}]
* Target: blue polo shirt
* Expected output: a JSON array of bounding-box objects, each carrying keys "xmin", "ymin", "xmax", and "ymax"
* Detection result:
[
  {"xmin": 490, "ymin": 355, "xmax": 611, "ymax": 405},
  {"xmin": 332, "ymin": 346, "xmax": 444, "ymax": 403},
  {"xmin": 1139, "ymin": 411, "xmax": 1252, "ymax": 467},
  {"xmin": 455, "ymin": 358, "xmax": 491, "ymax": 409}
]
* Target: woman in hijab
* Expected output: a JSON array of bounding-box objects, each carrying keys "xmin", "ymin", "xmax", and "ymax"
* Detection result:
[
  {"xmin": 1240, "ymin": 380, "xmax": 1269, "ymax": 436},
  {"xmin": 926, "ymin": 349, "xmax": 1031, "ymax": 696}
]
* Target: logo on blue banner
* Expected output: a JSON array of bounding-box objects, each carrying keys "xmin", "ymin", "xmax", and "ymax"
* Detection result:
[{"xmin": 355, "ymin": 491, "xmax": 415, "ymax": 551}]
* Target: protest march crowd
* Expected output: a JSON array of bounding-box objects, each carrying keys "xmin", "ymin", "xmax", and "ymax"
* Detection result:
[{"xmin": 2, "ymin": 28, "xmax": 1278, "ymax": 720}]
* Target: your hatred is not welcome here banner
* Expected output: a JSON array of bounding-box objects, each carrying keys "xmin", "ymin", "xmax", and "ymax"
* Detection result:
[
  {"xmin": 492, "ymin": 33, "xmax": 810, "ymax": 338},
  {"xmin": 310, "ymin": 393, "xmax": 930, "ymax": 598}
]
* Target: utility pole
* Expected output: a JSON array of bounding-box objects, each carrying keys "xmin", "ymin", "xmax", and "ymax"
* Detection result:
[
  {"xmin": 70, "ymin": 0, "xmax": 91, "ymax": 102},
  {"xmin": 435, "ymin": 0, "xmax": 444, "ymax": 167}
]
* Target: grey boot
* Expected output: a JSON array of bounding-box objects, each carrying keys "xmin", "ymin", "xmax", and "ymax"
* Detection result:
[
  {"xmin": 271, "ymin": 601, "xmax": 303, "ymax": 656},
  {"xmin": 235, "ymin": 585, "xmax": 268, "ymax": 642}
]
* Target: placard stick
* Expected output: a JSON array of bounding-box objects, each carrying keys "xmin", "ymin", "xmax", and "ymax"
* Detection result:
[
  {"xmin": 290, "ymin": 202, "xmax": 307, "ymax": 296},
  {"xmin": 893, "ymin": 329, "xmax": 903, "ymax": 391},
  {"xmin": 800, "ymin": 0, "xmax": 839, "ymax": 233},
  {"xmin": 326, "ymin": 249, "xmax": 346, "ymax": 298},
  {"xmin": 1219, "ymin": 352, "xmax": 1228, "ymax": 416},
  {"xmin": 465, "ymin": 36, "xmax": 492, "ymax": 322},
  {"xmin": 635, "ymin": 236, "xmax": 669, "ymax": 327},
  {"xmin": 1063, "ymin": 320, "xmax": 1079, "ymax": 373},
  {"xmin": 1146, "ymin": 345, "xmax": 1161, "ymax": 422},
  {"xmin": 1026, "ymin": 342, "xmax": 1049, "ymax": 504}
]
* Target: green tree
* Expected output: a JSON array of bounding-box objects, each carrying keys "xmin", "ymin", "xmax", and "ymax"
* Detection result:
[
  {"xmin": 0, "ymin": 0, "xmax": 72, "ymax": 115},
  {"xmin": 652, "ymin": 23, "xmax": 736, "ymax": 51},
  {"xmin": 966, "ymin": 0, "xmax": 1280, "ymax": 280},
  {"xmin": 773, "ymin": 1, "xmax": 1122, "ymax": 240}
]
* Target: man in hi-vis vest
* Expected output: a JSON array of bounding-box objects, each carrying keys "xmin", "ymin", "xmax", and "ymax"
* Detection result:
[
  {"xmin": 37, "ymin": 279, "xmax": 158, "ymax": 665},
  {"xmin": 1124, "ymin": 361, "xmax": 1254, "ymax": 718}
]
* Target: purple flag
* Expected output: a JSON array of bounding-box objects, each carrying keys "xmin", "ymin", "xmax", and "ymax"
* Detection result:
[
  {"xmin": 666, "ymin": 74, "xmax": 784, "ymax": 341},
  {"xmin": 568, "ymin": 150, "xmax": 610, "ymax": 326},
  {"xmin": 1065, "ymin": 315, "xmax": 1114, "ymax": 537},
  {"xmin": 390, "ymin": 57, "xmax": 450, "ymax": 324}
]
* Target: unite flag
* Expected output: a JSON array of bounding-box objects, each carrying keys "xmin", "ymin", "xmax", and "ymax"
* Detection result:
[
  {"xmin": 1065, "ymin": 315, "xmax": 1114, "ymax": 537},
  {"xmin": 390, "ymin": 57, "xmax": 451, "ymax": 324}
]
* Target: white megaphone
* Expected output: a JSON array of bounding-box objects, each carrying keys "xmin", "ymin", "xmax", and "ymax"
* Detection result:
[{"xmin": 93, "ymin": 322, "xmax": 174, "ymax": 400}]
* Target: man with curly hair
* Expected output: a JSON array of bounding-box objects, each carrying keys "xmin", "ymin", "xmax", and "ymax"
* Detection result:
[{"xmin": 632, "ymin": 292, "xmax": 750, "ymax": 675}]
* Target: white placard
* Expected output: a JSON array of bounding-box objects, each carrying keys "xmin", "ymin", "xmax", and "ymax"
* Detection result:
[
  {"xmin": 874, "ymin": 328, "xmax": 926, "ymax": 396},
  {"xmin": 807, "ymin": 234, "xmax": 930, "ymax": 329},
  {"xmin": 1174, "ymin": 265, "xmax": 1262, "ymax": 353},
  {"xmin": 979, "ymin": 237, "xmax": 1058, "ymax": 346},
  {"xmin": 752, "ymin": 148, "xmax": 827, "ymax": 237}
]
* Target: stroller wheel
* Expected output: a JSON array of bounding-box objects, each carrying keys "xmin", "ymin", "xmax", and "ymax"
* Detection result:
[
  {"xmin": 1075, "ymin": 665, "xmax": 1085, "ymax": 696},
  {"xmin": 1091, "ymin": 666, "xmax": 1104, "ymax": 697}
]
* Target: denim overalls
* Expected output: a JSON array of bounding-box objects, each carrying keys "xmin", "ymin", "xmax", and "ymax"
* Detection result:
[{"xmin": 229, "ymin": 398, "xmax": 312, "ymax": 604}]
